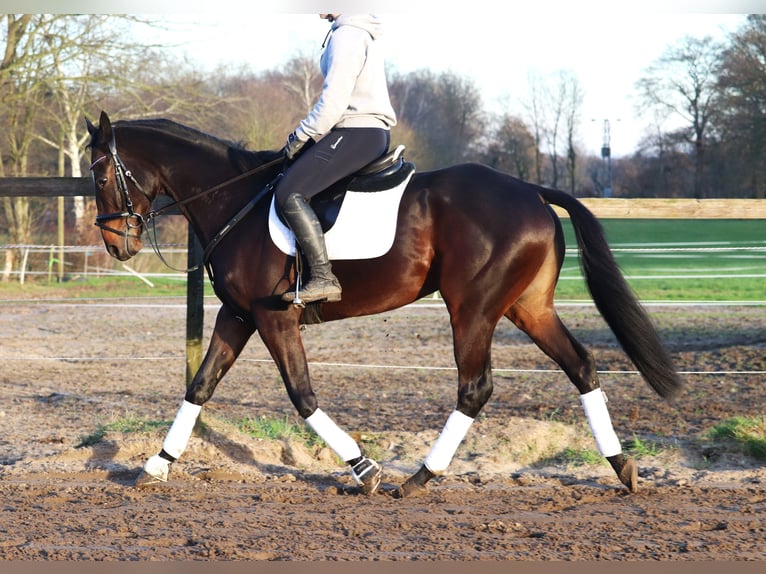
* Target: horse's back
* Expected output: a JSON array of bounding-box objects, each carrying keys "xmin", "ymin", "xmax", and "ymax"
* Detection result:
[{"xmin": 406, "ymin": 162, "xmax": 558, "ymax": 235}]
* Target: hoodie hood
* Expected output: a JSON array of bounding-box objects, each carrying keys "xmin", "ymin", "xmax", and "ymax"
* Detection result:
[{"xmin": 332, "ymin": 14, "xmax": 384, "ymax": 40}]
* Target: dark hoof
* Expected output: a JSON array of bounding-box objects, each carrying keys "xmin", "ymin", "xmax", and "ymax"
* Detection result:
[
  {"xmin": 397, "ymin": 465, "xmax": 436, "ymax": 498},
  {"xmin": 608, "ymin": 454, "xmax": 639, "ymax": 493},
  {"xmin": 618, "ymin": 458, "xmax": 639, "ymax": 492},
  {"xmin": 398, "ymin": 478, "xmax": 429, "ymax": 498}
]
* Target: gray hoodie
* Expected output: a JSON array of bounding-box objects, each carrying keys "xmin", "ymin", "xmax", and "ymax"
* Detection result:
[{"xmin": 295, "ymin": 14, "xmax": 397, "ymax": 142}]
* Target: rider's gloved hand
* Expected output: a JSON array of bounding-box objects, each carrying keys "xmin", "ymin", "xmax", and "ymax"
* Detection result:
[{"xmin": 284, "ymin": 131, "xmax": 307, "ymax": 160}]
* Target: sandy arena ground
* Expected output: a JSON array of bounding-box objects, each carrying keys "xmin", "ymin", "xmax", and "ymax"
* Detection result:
[{"xmin": 0, "ymin": 297, "xmax": 764, "ymax": 560}]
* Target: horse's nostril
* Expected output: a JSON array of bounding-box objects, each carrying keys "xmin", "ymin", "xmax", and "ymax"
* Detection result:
[{"xmin": 107, "ymin": 244, "xmax": 120, "ymax": 259}]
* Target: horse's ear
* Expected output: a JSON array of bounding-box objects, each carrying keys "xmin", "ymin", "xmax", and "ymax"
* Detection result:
[
  {"xmin": 98, "ymin": 110, "xmax": 116, "ymax": 153},
  {"xmin": 85, "ymin": 116, "xmax": 97, "ymax": 137}
]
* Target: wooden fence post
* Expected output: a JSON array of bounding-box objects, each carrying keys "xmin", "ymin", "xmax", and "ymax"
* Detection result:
[{"xmin": 185, "ymin": 225, "xmax": 204, "ymax": 389}]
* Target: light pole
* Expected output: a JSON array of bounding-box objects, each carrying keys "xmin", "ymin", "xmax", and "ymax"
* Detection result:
[
  {"xmin": 592, "ymin": 118, "xmax": 618, "ymax": 197},
  {"xmin": 601, "ymin": 119, "xmax": 612, "ymax": 198}
]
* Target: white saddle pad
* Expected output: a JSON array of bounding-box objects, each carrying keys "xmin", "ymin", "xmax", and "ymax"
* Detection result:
[{"xmin": 268, "ymin": 171, "xmax": 413, "ymax": 260}]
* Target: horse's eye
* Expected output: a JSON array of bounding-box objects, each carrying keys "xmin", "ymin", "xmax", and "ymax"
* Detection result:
[{"xmin": 97, "ymin": 177, "xmax": 108, "ymax": 189}]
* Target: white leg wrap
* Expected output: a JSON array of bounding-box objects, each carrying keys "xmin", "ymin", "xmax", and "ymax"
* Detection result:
[
  {"xmin": 580, "ymin": 389, "xmax": 622, "ymax": 457},
  {"xmin": 162, "ymin": 400, "xmax": 202, "ymax": 460},
  {"xmin": 305, "ymin": 408, "xmax": 362, "ymax": 462},
  {"xmin": 424, "ymin": 410, "xmax": 475, "ymax": 474}
]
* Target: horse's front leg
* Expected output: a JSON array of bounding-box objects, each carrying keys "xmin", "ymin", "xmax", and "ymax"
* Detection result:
[
  {"xmin": 398, "ymin": 318, "xmax": 495, "ymax": 498},
  {"xmin": 137, "ymin": 306, "xmax": 255, "ymax": 485},
  {"xmin": 257, "ymin": 313, "xmax": 382, "ymax": 495}
]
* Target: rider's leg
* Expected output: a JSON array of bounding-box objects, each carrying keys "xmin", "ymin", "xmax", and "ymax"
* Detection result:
[
  {"xmin": 275, "ymin": 127, "xmax": 389, "ymax": 304},
  {"xmin": 280, "ymin": 193, "xmax": 341, "ymax": 303}
]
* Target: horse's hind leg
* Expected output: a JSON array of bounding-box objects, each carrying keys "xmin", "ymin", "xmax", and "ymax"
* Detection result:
[
  {"xmin": 138, "ymin": 306, "xmax": 255, "ymax": 485},
  {"xmin": 506, "ymin": 296, "xmax": 638, "ymax": 492}
]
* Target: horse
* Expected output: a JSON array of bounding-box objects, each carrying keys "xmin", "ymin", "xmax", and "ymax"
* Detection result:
[{"xmin": 86, "ymin": 111, "xmax": 682, "ymax": 497}]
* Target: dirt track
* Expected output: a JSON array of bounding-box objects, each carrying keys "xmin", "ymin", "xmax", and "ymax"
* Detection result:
[{"xmin": 0, "ymin": 298, "xmax": 764, "ymax": 560}]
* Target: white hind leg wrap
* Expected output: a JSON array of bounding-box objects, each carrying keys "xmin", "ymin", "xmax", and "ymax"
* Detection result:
[
  {"xmin": 424, "ymin": 410, "xmax": 475, "ymax": 474},
  {"xmin": 162, "ymin": 400, "xmax": 202, "ymax": 459},
  {"xmin": 305, "ymin": 408, "xmax": 362, "ymax": 462},
  {"xmin": 580, "ymin": 389, "xmax": 622, "ymax": 457}
]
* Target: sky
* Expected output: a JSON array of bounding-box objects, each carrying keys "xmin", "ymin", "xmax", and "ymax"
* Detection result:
[
  {"xmin": 12, "ymin": 1, "xmax": 758, "ymax": 156},
  {"xmin": 148, "ymin": 11, "xmax": 746, "ymax": 157}
]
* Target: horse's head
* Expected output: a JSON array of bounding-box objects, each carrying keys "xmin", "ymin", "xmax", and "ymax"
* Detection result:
[{"xmin": 86, "ymin": 111, "xmax": 154, "ymax": 261}]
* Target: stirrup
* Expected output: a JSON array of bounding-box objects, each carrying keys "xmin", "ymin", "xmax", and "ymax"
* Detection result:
[{"xmin": 351, "ymin": 457, "xmax": 382, "ymax": 495}]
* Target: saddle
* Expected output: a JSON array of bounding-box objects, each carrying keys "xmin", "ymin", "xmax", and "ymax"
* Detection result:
[
  {"xmin": 268, "ymin": 145, "xmax": 416, "ymax": 260},
  {"xmin": 285, "ymin": 145, "xmax": 415, "ymax": 232}
]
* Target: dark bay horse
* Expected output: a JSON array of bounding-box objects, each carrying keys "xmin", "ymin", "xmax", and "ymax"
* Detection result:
[{"xmin": 86, "ymin": 111, "xmax": 681, "ymax": 496}]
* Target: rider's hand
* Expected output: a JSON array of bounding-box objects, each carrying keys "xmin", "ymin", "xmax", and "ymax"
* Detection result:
[{"xmin": 284, "ymin": 131, "xmax": 306, "ymax": 160}]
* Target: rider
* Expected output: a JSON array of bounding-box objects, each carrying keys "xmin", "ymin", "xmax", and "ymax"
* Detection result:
[{"xmin": 276, "ymin": 13, "xmax": 397, "ymax": 304}]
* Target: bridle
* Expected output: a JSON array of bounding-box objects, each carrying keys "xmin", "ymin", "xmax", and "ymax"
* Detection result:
[
  {"xmin": 90, "ymin": 138, "xmax": 154, "ymax": 260},
  {"xmin": 90, "ymin": 138, "xmax": 284, "ymax": 272}
]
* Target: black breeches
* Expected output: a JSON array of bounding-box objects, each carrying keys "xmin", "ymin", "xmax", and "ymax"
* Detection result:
[{"xmin": 275, "ymin": 127, "xmax": 389, "ymax": 212}]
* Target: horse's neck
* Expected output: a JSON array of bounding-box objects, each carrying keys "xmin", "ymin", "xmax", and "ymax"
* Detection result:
[
  {"xmin": 168, "ymin": 157, "xmax": 278, "ymax": 250},
  {"xmin": 119, "ymin": 125, "xmax": 278, "ymax": 248}
]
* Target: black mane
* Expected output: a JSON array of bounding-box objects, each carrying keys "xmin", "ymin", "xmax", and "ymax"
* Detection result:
[{"xmin": 113, "ymin": 118, "xmax": 282, "ymax": 172}]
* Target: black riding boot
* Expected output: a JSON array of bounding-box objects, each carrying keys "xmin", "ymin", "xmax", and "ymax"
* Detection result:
[{"xmin": 280, "ymin": 193, "xmax": 342, "ymax": 304}]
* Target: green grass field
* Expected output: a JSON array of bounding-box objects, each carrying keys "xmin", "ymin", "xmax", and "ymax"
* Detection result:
[
  {"xmin": 557, "ymin": 219, "xmax": 766, "ymax": 302},
  {"xmin": 1, "ymin": 219, "xmax": 763, "ymax": 303}
]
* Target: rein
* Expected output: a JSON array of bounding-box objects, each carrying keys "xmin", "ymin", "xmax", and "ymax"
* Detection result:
[{"xmin": 91, "ymin": 146, "xmax": 283, "ymax": 273}]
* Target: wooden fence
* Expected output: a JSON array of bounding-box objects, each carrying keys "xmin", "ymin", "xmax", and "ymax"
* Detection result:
[
  {"xmin": 551, "ymin": 197, "xmax": 766, "ymax": 219},
  {"xmin": 0, "ymin": 177, "xmax": 203, "ymax": 385}
]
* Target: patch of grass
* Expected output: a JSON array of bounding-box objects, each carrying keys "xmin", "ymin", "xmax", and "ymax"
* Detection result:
[
  {"xmin": 76, "ymin": 429, "xmax": 107, "ymax": 448},
  {"xmin": 624, "ymin": 434, "xmax": 665, "ymax": 459},
  {"xmin": 564, "ymin": 447, "xmax": 605, "ymax": 466},
  {"xmin": 235, "ymin": 415, "xmax": 323, "ymax": 448},
  {"xmin": 707, "ymin": 416, "xmax": 766, "ymax": 460},
  {"xmin": 353, "ymin": 432, "xmax": 388, "ymax": 463},
  {"xmin": 76, "ymin": 415, "xmax": 171, "ymax": 448},
  {"xmin": 0, "ymin": 275, "xmax": 215, "ymax": 301},
  {"xmin": 548, "ymin": 447, "xmax": 606, "ymax": 467}
]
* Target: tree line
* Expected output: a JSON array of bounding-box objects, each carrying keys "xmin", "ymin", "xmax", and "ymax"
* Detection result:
[{"xmin": 1, "ymin": 14, "xmax": 764, "ymax": 279}]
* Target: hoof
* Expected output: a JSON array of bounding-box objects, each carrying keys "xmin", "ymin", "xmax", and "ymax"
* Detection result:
[
  {"xmin": 397, "ymin": 465, "xmax": 436, "ymax": 498},
  {"xmin": 351, "ymin": 457, "xmax": 382, "ymax": 495},
  {"xmin": 134, "ymin": 469, "xmax": 166, "ymax": 488},
  {"xmin": 134, "ymin": 454, "xmax": 170, "ymax": 487},
  {"xmin": 608, "ymin": 454, "xmax": 638, "ymax": 493},
  {"xmin": 398, "ymin": 478, "xmax": 429, "ymax": 499},
  {"xmin": 618, "ymin": 458, "xmax": 639, "ymax": 493}
]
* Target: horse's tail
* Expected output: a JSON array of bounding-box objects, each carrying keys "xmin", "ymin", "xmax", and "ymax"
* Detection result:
[{"xmin": 538, "ymin": 187, "xmax": 683, "ymax": 401}]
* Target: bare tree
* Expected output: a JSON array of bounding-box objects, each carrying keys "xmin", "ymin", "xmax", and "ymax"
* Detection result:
[
  {"xmin": 636, "ymin": 35, "xmax": 724, "ymax": 198},
  {"xmin": 389, "ymin": 69, "xmax": 485, "ymax": 169},
  {"xmin": 717, "ymin": 15, "xmax": 766, "ymax": 199},
  {"xmin": 0, "ymin": 14, "xmax": 212, "ymax": 279},
  {"xmin": 482, "ymin": 113, "xmax": 535, "ymax": 180},
  {"xmin": 281, "ymin": 51, "xmax": 322, "ymax": 116},
  {"xmin": 523, "ymin": 69, "xmax": 583, "ymax": 190},
  {"xmin": 32, "ymin": 15, "xmax": 146, "ymax": 235},
  {"xmin": 1, "ymin": 14, "xmax": 43, "ymax": 281},
  {"xmin": 524, "ymin": 70, "xmax": 546, "ymax": 184},
  {"xmin": 561, "ymin": 71, "xmax": 584, "ymax": 195}
]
